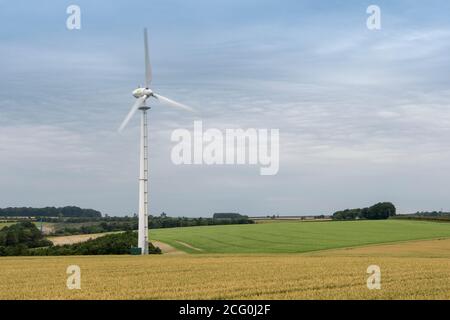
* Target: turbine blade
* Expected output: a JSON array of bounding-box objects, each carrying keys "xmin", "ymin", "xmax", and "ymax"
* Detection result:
[
  {"xmin": 144, "ymin": 28, "xmax": 152, "ymax": 88},
  {"xmin": 153, "ymin": 93, "xmax": 195, "ymax": 112},
  {"xmin": 118, "ymin": 96, "xmax": 146, "ymax": 132}
]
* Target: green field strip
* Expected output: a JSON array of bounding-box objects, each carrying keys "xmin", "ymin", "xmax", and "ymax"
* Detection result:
[{"xmin": 150, "ymin": 220, "xmax": 450, "ymax": 254}]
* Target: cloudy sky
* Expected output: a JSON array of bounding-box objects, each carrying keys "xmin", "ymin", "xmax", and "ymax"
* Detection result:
[{"xmin": 1, "ymin": 0, "xmax": 450, "ymax": 216}]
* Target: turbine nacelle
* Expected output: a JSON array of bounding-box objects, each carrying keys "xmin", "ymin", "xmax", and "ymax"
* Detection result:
[{"xmin": 132, "ymin": 87, "xmax": 153, "ymax": 99}]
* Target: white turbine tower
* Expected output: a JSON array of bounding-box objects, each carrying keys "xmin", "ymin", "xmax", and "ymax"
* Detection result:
[{"xmin": 118, "ymin": 28, "xmax": 194, "ymax": 255}]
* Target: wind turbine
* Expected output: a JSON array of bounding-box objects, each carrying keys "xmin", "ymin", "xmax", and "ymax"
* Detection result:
[{"xmin": 118, "ymin": 28, "xmax": 194, "ymax": 255}]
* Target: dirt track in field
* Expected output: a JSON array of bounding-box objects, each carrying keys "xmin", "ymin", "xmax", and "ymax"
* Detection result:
[
  {"xmin": 176, "ymin": 241, "xmax": 204, "ymax": 252},
  {"xmin": 153, "ymin": 241, "xmax": 186, "ymax": 255}
]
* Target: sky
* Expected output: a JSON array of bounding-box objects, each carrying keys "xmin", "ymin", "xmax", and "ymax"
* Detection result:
[{"xmin": 1, "ymin": 0, "xmax": 450, "ymax": 217}]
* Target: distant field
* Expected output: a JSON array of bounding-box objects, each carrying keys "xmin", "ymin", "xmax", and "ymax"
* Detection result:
[
  {"xmin": 47, "ymin": 232, "xmax": 120, "ymax": 246},
  {"xmin": 308, "ymin": 238, "xmax": 450, "ymax": 258},
  {"xmin": 150, "ymin": 220, "xmax": 450, "ymax": 254},
  {"xmin": 0, "ymin": 222, "xmax": 16, "ymax": 229},
  {"xmin": 1, "ymin": 238, "xmax": 449, "ymax": 299},
  {"xmin": 253, "ymin": 219, "xmax": 332, "ymax": 224}
]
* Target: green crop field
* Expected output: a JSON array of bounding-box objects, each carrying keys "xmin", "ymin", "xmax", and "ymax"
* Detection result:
[
  {"xmin": 0, "ymin": 222, "xmax": 15, "ymax": 229},
  {"xmin": 150, "ymin": 220, "xmax": 450, "ymax": 254}
]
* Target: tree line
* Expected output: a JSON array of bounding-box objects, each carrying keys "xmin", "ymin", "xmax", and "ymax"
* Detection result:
[
  {"xmin": 0, "ymin": 206, "xmax": 102, "ymax": 218},
  {"xmin": 48, "ymin": 214, "xmax": 254, "ymax": 236},
  {"xmin": 149, "ymin": 214, "xmax": 254, "ymax": 229},
  {"xmin": 391, "ymin": 211, "xmax": 450, "ymax": 223}
]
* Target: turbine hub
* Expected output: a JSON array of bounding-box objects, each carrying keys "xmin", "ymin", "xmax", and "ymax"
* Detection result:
[{"xmin": 133, "ymin": 87, "xmax": 153, "ymax": 98}]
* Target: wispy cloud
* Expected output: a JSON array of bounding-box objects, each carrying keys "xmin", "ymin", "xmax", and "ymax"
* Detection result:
[{"xmin": 1, "ymin": 0, "xmax": 450, "ymax": 215}]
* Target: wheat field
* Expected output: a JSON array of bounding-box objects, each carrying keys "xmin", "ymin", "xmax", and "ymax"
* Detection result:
[{"xmin": 1, "ymin": 239, "xmax": 449, "ymax": 300}]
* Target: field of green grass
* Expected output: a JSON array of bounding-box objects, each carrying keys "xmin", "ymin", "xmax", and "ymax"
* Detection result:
[{"xmin": 150, "ymin": 220, "xmax": 450, "ymax": 254}]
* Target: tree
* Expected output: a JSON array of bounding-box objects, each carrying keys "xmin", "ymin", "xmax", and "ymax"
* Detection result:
[
  {"xmin": 333, "ymin": 202, "xmax": 396, "ymax": 220},
  {"xmin": 0, "ymin": 221, "xmax": 52, "ymax": 254},
  {"xmin": 365, "ymin": 202, "xmax": 396, "ymax": 220}
]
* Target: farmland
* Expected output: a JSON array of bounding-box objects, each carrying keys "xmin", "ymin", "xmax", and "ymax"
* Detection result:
[
  {"xmin": 149, "ymin": 220, "xmax": 450, "ymax": 254},
  {"xmin": 0, "ymin": 238, "xmax": 449, "ymax": 299},
  {"xmin": 1, "ymin": 220, "xmax": 449, "ymax": 299}
]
